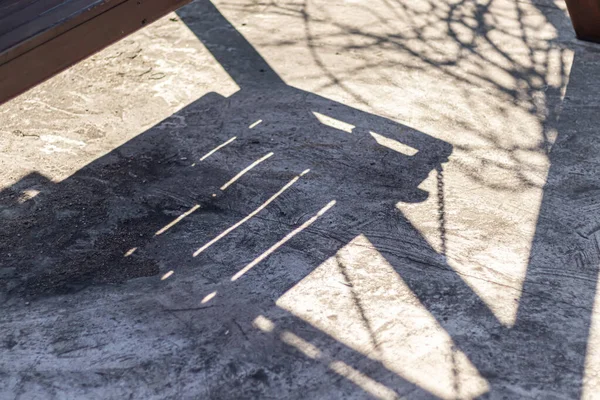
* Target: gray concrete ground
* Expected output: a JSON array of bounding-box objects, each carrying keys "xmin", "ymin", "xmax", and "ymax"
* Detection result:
[{"xmin": 1, "ymin": 0, "xmax": 600, "ymax": 398}]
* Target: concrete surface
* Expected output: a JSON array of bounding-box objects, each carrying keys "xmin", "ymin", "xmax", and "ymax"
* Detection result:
[{"xmin": 1, "ymin": 0, "xmax": 599, "ymax": 398}]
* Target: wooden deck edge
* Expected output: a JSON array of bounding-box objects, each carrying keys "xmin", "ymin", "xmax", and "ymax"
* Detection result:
[
  {"xmin": 0, "ymin": 0, "xmax": 191, "ymax": 105},
  {"xmin": 0, "ymin": 0, "xmax": 129, "ymax": 67},
  {"xmin": 565, "ymin": 0, "xmax": 600, "ymax": 44}
]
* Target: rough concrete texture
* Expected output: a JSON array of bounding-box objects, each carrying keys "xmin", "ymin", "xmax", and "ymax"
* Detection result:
[{"xmin": 1, "ymin": 0, "xmax": 599, "ymax": 398}]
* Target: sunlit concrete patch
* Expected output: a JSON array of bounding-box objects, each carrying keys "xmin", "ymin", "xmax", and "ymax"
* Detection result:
[
  {"xmin": 249, "ymin": 119, "xmax": 263, "ymax": 129},
  {"xmin": 253, "ymin": 315, "xmax": 275, "ymax": 332},
  {"xmin": 161, "ymin": 270, "xmax": 174, "ymax": 280},
  {"xmin": 395, "ymin": 155, "xmax": 548, "ymax": 327},
  {"xmin": 329, "ymin": 360, "xmax": 399, "ymax": 400},
  {"xmin": 369, "ymin": 131, "xmax": 418, "ymax": 156},
  {"xmin": 155, "ymin": 204, "xmax": 200, "ymax": 236},
  {"xmin": 40, "ymin": 135, "xmax": 86, "ymax": 155},
  {"xmin": 193, "ymin": 169, "xmax": 310, "ymax": 257},
  {"xmin": 201, "ymin": 291, "xmax": 217, "ymax": 304},
  {"xmin": 280, "ymin": 331, "xmax": 322, "ymax": 359},
  {"xmin": 200, "ymin": 136, "xmax": 237, "ymax": 161},
  {"xmin": 17, "ymin": 189, "xmax": 40, "ymax": 203},
  {"xmin": 125, "ymin": 201, "xmax": 201, "ymax": 265},
  {"xmin": 277, "ymin": 234, "xmax": 489, "ymax": 399},
  {"xmin": 220, "ymin": 152, "xmax": 273, "ymax": 190},
  {"xmin": 231, "ymin": 199, "xmax": 335, "ymax": 281},
  {"xmin": 0, "ymin": 12, "xmax": 241, "ymax": 186},
  {"xmin": 124, "ymin": 247, "xmax": 137, "ymax": 257},
  {"xmin": 149, "ymin": 16, "xmax": 240, "ymax": 107},
  {"xmin": 312, "ymin": 111, "xmax": 354, "ymax": 133},
  {"xmin": 253, "ymin": 315, "xmax": 401, "ymax": 399}
]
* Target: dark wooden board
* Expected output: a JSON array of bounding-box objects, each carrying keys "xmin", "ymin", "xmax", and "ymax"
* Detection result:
[
  {"xmin": 0, "ymin": 0, "xmax": 191, "ymax": 104},
  {"xmin": 565, "ymin": 0, "xmax": 600, "ymax": 43},
  {"xmin": 0, "ymin": 0, "xmax": 127, "ymax": 65}
]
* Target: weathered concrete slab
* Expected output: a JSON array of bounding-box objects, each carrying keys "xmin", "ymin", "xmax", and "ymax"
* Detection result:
[{"xmin": 1, "ymin": 0, "xmax": 600, "ymax": 398}]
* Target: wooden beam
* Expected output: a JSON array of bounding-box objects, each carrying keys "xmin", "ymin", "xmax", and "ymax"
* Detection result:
[
  {"xmin": 565, "ymin": 0, "xmax": 600, "ymax": 43},
  {"xmin": 0, "ymin": 0, "xmax": 191, "ymax": 105}
]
